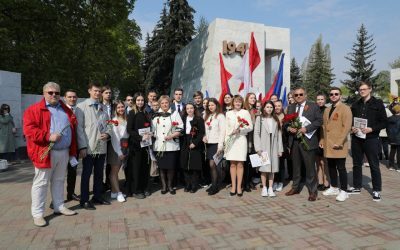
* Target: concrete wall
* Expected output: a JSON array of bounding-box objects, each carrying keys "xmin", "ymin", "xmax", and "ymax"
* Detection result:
[
  {"xmin": 171, "ymin": 18, "xmax": 290, "ymax": 101},
  {"xmin": 391, "ymin": 68, "xmax": 400, "ymax": 96}
]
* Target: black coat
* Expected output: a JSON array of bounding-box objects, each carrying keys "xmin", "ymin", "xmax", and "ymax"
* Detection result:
[
  {"xmin": 127, "ymin": 110, "xmax": 152, "ymax": 151},
  {"xmin": 180, "ymin": 115, "xmax": 205, "ymax": 171}
]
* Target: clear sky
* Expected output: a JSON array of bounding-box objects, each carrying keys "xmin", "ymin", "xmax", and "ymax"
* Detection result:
[{"xmin": 131, "ymin": 0, "xmax": 400, "ymax": 86}]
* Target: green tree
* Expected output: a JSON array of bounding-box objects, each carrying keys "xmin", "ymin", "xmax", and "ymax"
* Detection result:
[
  {"xmin": 144, "ymin": 0, "xmax": 195, "ymax": 94},
  {"xmin": 389, "ymin": 56, "xmax": 400, "ymax": 69},
  {"xmin": 342, "ymin": 24, "xmax": 376, "ymax": 103},
  {"xmin": 0, "ymin": 0, "xmax": 142, "ymax": 98},
  {"xmin": 290, "ymin": 57, "xmax": 302, "ymax": 90},
  {"xmin": 303, "ymin": 35, "xmax": 334, "ymax": 100},
  {"xmin": 372, "ymin": 70, "xmax": 390, "ymax": 101}
]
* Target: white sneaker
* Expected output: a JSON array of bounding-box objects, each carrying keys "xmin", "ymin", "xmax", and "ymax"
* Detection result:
[
  {"xmin": 111, "ymin": 192, "xmax": 118, "ymax": 199},
  {"xmin": 336, "ymin": 190, "xmax": 349, "ymax": 202},
  {"xmin": 322, "ymin": 187, "xmax": 340, "ymax": 196},
  {"xmin": 117, "ymin": 192, "xmax": 126, "ymax": 202},
  {"xmin": 272, "ymin": 183, "xmax": 277, "ymax": 191},
  {"xmin": 54, "ymin": 207, "xmax": 77, "ymax": 216},
  {"xmin": 276, "ymin": 182, "xmax": 283, "ymax": 192},
  {"xmin": 268, "ymin": 188, "xmax": 276, "ymax": 197},
  {"xmin": 33, "ymin": 217, "xmax": 46, "ymax": 227},
  {"xmin": 261, "ymin": 187, "xmax": 268, "ymax": 197}
]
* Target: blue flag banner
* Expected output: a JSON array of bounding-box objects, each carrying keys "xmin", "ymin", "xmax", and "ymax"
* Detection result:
[{"xmin": 272, "ymin": 53, "xmax": 285, "ymax": 98}]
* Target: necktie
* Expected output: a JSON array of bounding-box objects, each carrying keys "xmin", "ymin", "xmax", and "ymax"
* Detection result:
[
  {"xmin": 296, "ymin": 104, "xmax": 300, "ymax": 114},
  {"xmin": 178, "ymin": 104, "xmax": 181, "ymax": 113},
  {"xmin": 94, "ymin": 103, "xmax": 99, "ymax": 111}
]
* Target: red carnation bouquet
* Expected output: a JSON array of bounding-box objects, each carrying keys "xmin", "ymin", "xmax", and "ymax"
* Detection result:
[
  {"xmin": 283, "ymin": 113, "xmax": 309, "ymax": 150},
  {"xmin": 224, "ymin": 116, "xmax": 250, "ymax": 153},
  {"xmin": 106, "ymin": 120, "xmax": 119, "ymax": 126}
]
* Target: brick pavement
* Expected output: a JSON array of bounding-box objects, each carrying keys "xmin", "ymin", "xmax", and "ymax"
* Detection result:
[{"xmin": 1, "ymin": 158, "xmax": 400, "ymax": 249}]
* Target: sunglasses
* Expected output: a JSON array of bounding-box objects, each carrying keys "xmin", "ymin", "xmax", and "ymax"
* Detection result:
[
  {"xmin": 294, "ymin": 93, "xmax": 304, "ymax": 97},
  {"xmin": 47, "ymin": 91, "xmax": 60, "ymax": 96},
  {"xmin": 329, "ymin": 93, "xmax": 340, "ymax": 96}
]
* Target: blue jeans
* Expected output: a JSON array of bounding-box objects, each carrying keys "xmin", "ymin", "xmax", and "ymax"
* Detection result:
[
  {"xmin": 80, "ymin": 154, "xmax": 106, "ymax": 203},
  {"xmin": 351, "ymin": 136, "xmax": 382, "ymax": 191}
]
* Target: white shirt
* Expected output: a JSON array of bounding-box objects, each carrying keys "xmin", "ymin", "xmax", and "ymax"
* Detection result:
[
  {"xmin": 174, "ymin": 102, "xmax": 183, "ymax": 112},
  {"xmin": 110, "ymin": 118, "xmax": 129, "ymax": 157},
  {"xmin": 296, "ymin": 101, "xmax": 306, "ymax": 117},
  {"xmin": 266, "ymin": 117, "xmax": 274, "ymax": 133},
  {"xmin": 185, "ymin": 116, "xmax": 194, "ymax": 134},
  {"xmin": 204, "ymin": 113, "xmax": 226, "ymax": 150}
]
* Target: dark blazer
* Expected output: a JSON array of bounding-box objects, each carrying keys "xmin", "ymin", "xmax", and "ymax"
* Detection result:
[
  {"xmin": 171, "ymin": 101, "xmax": 186, "ymax": 115},
  {"xmin": 127, "ymin": 110, "xmax": 152, "ymax": 151},
  {"xmin": 286, "ymin": 101, "xmax": 323, "ymax": 150},
  {"xmin": 145, "ymin": 103, "xmax": 153, "ymax": 114},
  {"xmin": 180, "ymin": 115, "xmax": 205, "ymax": 170}
]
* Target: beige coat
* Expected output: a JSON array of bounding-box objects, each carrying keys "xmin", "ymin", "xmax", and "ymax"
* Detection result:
[
  {"xmin": 320, "ymin": 102, "xmax": 352, "ymax": 158},
  {"xmin": 76, "ymin": 98, "xmax": 111, "ymax": 154}
]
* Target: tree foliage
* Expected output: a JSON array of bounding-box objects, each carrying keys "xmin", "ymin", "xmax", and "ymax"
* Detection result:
[
  {"xmin": 290, "ymin": 57, "xmax": 302, "ymax": 90},
  {"xmin": 143, "ymin": 0, "xmax": 195, "ymax": 94},
  {"xmin": 342, "ymin": 24, "xmax": 376, "ymax": 103},
  {"xmin": 303, "ymin": 35, "xmax": 334, "ymax": 100},
  {"xmin": 389, "ymin": 56, "xmax": 400, "ymax": 69},
  {"xmin": 0, "ymin": 0, "xmax": 143, "ymax": 98},
  {"xmin": 372, "ymin": 70, "xmax": 390, "ymax": 101}
]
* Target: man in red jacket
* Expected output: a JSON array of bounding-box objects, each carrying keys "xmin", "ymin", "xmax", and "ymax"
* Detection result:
[{"xmin": 23, "ymin": 82, "xmax": 78, "ymax": 227}]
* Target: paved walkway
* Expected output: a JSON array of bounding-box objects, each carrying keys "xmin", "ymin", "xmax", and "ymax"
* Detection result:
[{"xmin": 1, "ymin": 158, "xmax": 400, "ymax": 249}]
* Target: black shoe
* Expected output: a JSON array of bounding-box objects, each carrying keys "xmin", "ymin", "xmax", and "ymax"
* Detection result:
[
  {"xmin": 103, "ymin": 183, "xmax": 111, "ymax": 192},
  {"xmin": 91, "ymin": 198, "xmax": 111, "ymax": 205},
  {"xmin": 229, "ymin": 191, "xmax": 237, "ymax": 196},
  {"xmin": 67, "ymin": 193, "xmax": 80, "ymax": 201},
  {"xmin": 144, "ymin": 190, "xmax": 151, "ymax": 196},
  {"xmin": 80, "ymin": 201, "xmax": 96, "ymax": 210},
  {"xmin": 184, "ymin": 186, "xmax": 191, "ymax": 192},
  {"xmin": 169, "ymin": 189, "xmax": 176, "ymax": 195},
  {"xmin": 132, "ymin": 193, "xmax": 145, "ymax": 199},
  {"xmin": 208, "ymin": 187, "xmax": 219, "ymax": 196},
  {"xmin": 161, "ymin": 189, "xmax": 168, "ymax": 195},
  {"xmin": 190, "ymin": 188, "xmax": 197, "ymax": 193},
  {"xmin": 206, "ymin": 185, "xmax": 213, "ymax": 192},
  {"xmin": 244, "ymin": 186, "xmax": 251, "ymax": 192},
  {"xmin": 237, "ymin": 192, "xmax": 243, "ymax": 197}
]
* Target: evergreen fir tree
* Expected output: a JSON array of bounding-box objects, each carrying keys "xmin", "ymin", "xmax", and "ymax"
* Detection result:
[
  {"xmin": 342, "ymin": 24, "xmax": 376, "ymax": 103},
  {"xmin": 290, "ymin": 57, "xmax": 302, "ymax": 90},
  {"xmin": 143, "ymin": 0, "xmax": 195, "ymax": 94},
  {"xmin": 304, "ymin": 35, "xmax": 334, "ymax": 100}
]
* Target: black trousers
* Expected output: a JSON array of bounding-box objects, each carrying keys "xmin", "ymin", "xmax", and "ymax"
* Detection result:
[
  {"xmin": 66, "ymin": 162, "xmax": 77, "ymax": 196},
  {"xmin": 379, "ymin": 137, "xmax": 389, "ymax": 159},
  {"xmin": 127, "ymin": 149, "xmax": 150, "ymax": 195},
  {"xmin": 291, "ymin": 140, "xmax": 318, "ymax": 194},
  {"xmin": 243, "ymin": 154, "xmax": 255, "ymax": 188},
  {"xmin": 351, "ymin": 136, "xmax": 382, "ymax": 191},
  {"xmin": 327, "ymin": 158, "xmax": 347, "ymax": 191},
  {"xmin": 274, "ymin": 157, "xmax": 285, "ymax": 183},
  {"xmin": 81, "ymin": 154, "xmax": 106, "ymax": 203},
  {"xmin": 389, "ymin": 145, "xmax": 400, "ymax": 169},
  {"xmin": 184, "ymin": 170, "xmax": 199, "ymax": 189}
]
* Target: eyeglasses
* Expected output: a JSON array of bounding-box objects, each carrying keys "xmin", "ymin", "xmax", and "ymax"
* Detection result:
[
  {"xmin": 294, "ymin": 93, "xmax": 304, "ymax": 97},
  {"xmin": 329, "ymin": 93, "xmax": 340, "ymax": 96},
  {"xmin": 47, "ymin": 91, "xmax": 60, "ymax": 96}
]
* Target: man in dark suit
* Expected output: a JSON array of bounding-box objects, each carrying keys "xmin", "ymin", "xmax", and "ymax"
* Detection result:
[
  {"xmin": 285, "ymin": 87, "xmax": 323, "ymax": 201},
  {"xmin": 171, "ymin": 88, "xmax": 186, "ymax": 115}
]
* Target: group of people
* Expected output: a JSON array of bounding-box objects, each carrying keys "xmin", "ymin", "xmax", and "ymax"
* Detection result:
[{"xmin": 22, "ymin": 81, "xmax": 400, "ymax": 227}]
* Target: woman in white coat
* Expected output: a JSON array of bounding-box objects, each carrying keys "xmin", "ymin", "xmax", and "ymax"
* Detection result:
[
  {"xmin": 253, "ymin": 101, "xmax": 283, "ymax": 197},
  {"xmin": 224, "ymin": 95, "xmax": 253, "ymax": 196}
]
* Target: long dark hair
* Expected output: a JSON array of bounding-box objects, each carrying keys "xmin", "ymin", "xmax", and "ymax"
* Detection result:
[
  {"xmin": 261, "ymin": 101, "xmax": 281, "ymax": 130},
  {"xmin": 182, "ymin": 102, "xmax": 201, "ymax": 118},
  {"xmin": 222, "ymin": 93, "xmax": 233, "ymax": 112},
  {"xmin": 204, "ymin": 98, "xmax": 222, "ymax": 121},
  {"xmin": 132, "ymin": 92, "xmax": 146, "ymax": 113}
]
